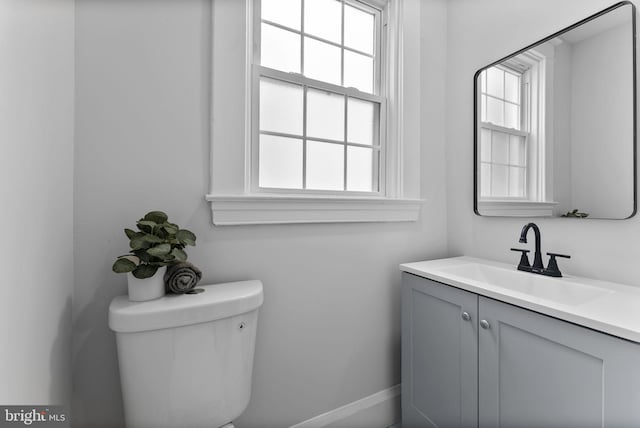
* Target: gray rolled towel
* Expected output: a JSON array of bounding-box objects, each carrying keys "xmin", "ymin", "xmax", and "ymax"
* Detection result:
[{"xmin": 164, "ymin": 262, "xmax": 203, "ymax": 294}]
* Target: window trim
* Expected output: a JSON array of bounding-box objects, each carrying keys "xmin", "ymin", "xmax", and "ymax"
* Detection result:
[
  {"xmin": 205, "ymin": 194, "xmax": 423, "ymax": 225},
  {"xmin": 476, "ymin": 199, "xmax": 557, "ymax": 217},
  {"xmin": 517, "ymin": 49, "xmax": 548, "ymax": 203},
  {"xmin": 207, "ymin": 0, "xmax": 422, "ymax": 225}
]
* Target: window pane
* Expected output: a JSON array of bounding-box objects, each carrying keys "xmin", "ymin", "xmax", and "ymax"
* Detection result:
[
  {"xmin": 307, "ymin": 89, "xmax": 344, "ymax": 142},
  {"xmin": 487, "ymin": 67, "xmax": 504, "ymax": 98},
  {"xmin": 480, "ymin": 71, "xmax": 486, "ymax": 93},
  {"xmin": 491, "ymin": 164, "xmax": 508, "ymax": 197},
  {"xmin": 304, "ymin": 0, "xmax": 341, "ymax": 44},
  {"xmin": 306, "ymin": 141, "xmax": 344, "ymax": 190},
  {"xmin": 259, "ymin": 135, "xmax": 303, "ymax": 189},
  {"xmin": 347, "ymin": 146, "xmax": 373, "ymax": 192},
  {"xmin": 344, "ymin": 51, "xmax": 373, "ymax": 93},
  {"xmin": 504, "ymin": 103, "xmax": 519, "ymax": 130},
  {"xmin": 372, "ymin": 150, "xmax": 380, "ymax": 192},
  {"xmin": 260, "ymin": 78, "xmax": 303, "ymax": 135},
  {"xmin": 304, "ymin": 37, "xmax": 341, "ymax": 85},
  {"xmin": 480, "ymin": 129, "xmax": 492, "ymax": 162},
  {"xmin": 509, "ymin": 135, "xmax": 525, "ymax": 166},
  {"xmin": 262, "ymin": 0, "xmax": 301, "ymax": 30},
  {"xmin": 480, "ymin": 163, "xmax": 491, "ymax": 197},
  {"xmin": 348, "ymin": 98, "xmax": 376, "ymax": 145},
  {"xmin": 509, "ymin": 166, "xmax": 525, "ymax": 197},
  {"xmin": 480, "ymin": 94, "xmax": 487, "ymax": 122},
  {"xmin": 486, "ymin": 97, "xmax": 504, "ymax": 126},
  {"xmin": 504, "ymin": 71, "xmax": 519, "ymax": 103},
  {"xmin": 344, "ymin": 4, "xmax": 374, "ymax": 54},
  {"xmin": 261, "ymin": 24, "xmax": 301, "ymax": 73},
  {"xmin": 492, "ymin": 131, "xmax": 509, "ymax": 165}
]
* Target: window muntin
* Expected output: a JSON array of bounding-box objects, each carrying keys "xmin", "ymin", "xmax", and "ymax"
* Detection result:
[{"xmin": 255, "ymin": 0, "xmax": 384, "ymax": 194}]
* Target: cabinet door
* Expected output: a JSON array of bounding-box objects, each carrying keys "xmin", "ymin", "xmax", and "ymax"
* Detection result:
[
  {"xmin": 402, "ymin": 273, "xmax": 478, "ymax": 428},
  {"xmin": 478, "ymin": 296, "xmax": 640, "ymax": 428}
]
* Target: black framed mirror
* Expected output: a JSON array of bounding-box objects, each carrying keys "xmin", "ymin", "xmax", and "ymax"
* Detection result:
[{"xmin": 474, "ymin": 1, "xmax": 636, "ymax": 219}]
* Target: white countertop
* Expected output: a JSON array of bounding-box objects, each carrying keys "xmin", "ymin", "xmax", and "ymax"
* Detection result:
[{"xmin": 400, "ymin": 256, "xmax": 640, "ymax": 343}]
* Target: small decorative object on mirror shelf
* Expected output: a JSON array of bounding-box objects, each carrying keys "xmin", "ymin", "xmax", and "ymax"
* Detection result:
[
  {"xmin": 561, "ymin": 209, "xmax": 589, "ymax": 218},
  {"xmin": 112, "ymin": 210, "xmax": 197, "ymax": 301}
]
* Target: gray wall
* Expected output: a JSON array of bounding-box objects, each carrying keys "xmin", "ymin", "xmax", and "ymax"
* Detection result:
[
  {"xmin": 570, "ymin": 22, "xmax": 633, "ymax": 218},
  {"xmin": 446, "ymin": 0, "xmax": 640, "ymax": 285},
  {"xmin": 0, "ymin": 0, "xmax": 74, "ymax": 406},
  {"xmin": 72, "ymin": 1, "xmax": 448, "ymax": 427},
  {"xmin": 71, "ymin": 0, "xmax": 640, "ymax": 426}
]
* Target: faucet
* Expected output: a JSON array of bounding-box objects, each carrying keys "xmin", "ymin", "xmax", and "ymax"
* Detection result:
[
  {"xmin": 519, "ymin": 223, "xmax": 544, "ymax": 272},
  {"xmin": 511, "ymin": 222, "xmax": 571, "ymax": 277}
]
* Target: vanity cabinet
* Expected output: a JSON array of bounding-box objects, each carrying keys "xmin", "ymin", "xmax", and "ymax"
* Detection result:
[{"xmin": 402, "ymin": 272, "xmax": 640, "ymax": 428}]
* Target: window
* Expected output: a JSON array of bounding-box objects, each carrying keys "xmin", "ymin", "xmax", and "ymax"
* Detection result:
[
  {"xmin": 477, "ymin": 50, "xmax": 550, "ymax": 210},
  {"xmin": 254, "ymin": 0, "xmax": 384, "ymax": 194},
  {"xmin": 478, "ymin": 66, "xmax": 528, "ymax": 199},
  {"xmin": 206, "ymin": 0, "xmax": 423, "ymax": 225}
]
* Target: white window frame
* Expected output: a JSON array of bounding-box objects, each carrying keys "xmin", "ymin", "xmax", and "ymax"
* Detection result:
[
  {"xmin": 206, "ymin": 0, "xmax": 422, "ymax": 225},
  {"xmin": 253, "ymin": 0, "xmax": 385, "ymax": 197}
]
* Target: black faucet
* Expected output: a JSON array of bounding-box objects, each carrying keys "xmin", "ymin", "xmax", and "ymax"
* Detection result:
[
  {"xmin": 511, "ymin": 222, "xmax": 571, "ymax": 277},
  {"xmin": 519, "ymin": 223, "xmax": 544, "ymax": 272}
]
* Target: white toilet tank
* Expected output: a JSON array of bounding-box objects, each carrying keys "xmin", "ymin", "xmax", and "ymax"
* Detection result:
[{"xmin": 108, "ymin": 280, "xmax": 264, "ymax": 428}]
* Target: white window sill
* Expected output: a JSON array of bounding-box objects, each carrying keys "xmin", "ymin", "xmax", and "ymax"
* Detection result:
[
  {"xmin": 205, "ymin": 194, "xmax": 423, "ymax": 225},
  {"xmin": 476, "ymin": 200, "xmax": 558, "ymax": 217}
]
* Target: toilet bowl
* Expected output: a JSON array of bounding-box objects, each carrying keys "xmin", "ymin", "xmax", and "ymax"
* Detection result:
[{"xmin": 109, "ymin": 280, "xmax": 263, "ymax": 428}]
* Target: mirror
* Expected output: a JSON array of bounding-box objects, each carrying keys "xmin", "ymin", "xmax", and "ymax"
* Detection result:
[{"xmin": 474, "ymin": 2, "xmax": 636, "ymax": 219}]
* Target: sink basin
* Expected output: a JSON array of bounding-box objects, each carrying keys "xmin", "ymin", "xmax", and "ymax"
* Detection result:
[{"xmin": 437, "ymin": 262, "xmax": 613, "ymax": 306}]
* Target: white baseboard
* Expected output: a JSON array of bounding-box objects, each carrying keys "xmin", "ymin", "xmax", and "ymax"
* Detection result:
[{"xmin": 289, "ymin": 384, "xmax": 401, "ymax": 428}]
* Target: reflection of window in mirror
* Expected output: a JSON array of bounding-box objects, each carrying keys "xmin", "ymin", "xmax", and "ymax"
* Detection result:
[
  {"xmin": 479, "ymin": 66, "xmax": 526, "ymax": 198},
  {"xmin": 478, "ymin": 50, "xmax": 552, "ymax": 214}
]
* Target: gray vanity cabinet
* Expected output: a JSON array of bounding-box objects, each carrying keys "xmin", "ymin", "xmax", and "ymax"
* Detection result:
[
  {"xmin": 478, "ymin": 295, "xmax": 640, "ymax": 427},
  {"xmin": 402, "ymin": 272, "xmax": 640, "ymax": 428},
  {"xmin": 401, "ymin": 272, "xmax": 478, "ymax": 427}
]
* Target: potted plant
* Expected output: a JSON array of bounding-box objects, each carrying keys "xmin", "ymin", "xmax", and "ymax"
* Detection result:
[{"xmin": 112, "ymin": 211, "xmax": 196, "ymax": 301}]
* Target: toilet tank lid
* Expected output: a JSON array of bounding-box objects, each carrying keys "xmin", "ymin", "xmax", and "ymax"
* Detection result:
[{"xmin": 108, "ymin": 280, "xmax": 264, "ymax": 333}]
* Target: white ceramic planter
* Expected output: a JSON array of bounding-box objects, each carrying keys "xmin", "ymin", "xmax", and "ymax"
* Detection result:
[{"xmin": 127, "ymin": 266, "xmax": 167, "ymax": 302}]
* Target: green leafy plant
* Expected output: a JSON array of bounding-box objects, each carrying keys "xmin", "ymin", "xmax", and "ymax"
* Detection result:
[
  {"xmin": 561, "ymin": 209, "xmax": 589, "ymax": 218},
  {"xmin": 112, "ymin": 211, "xmax": 197, "ymax": 279}
]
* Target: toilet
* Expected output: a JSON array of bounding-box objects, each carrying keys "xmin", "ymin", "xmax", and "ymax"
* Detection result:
[{"xmin": 108, "ymin": 280, "xmax": 264, "ymax": 428}]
